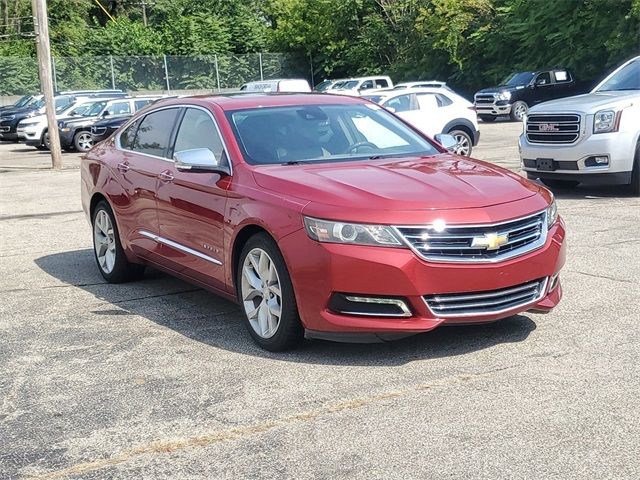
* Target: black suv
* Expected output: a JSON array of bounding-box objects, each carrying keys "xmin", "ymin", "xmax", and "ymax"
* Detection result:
[{"xmin": 474, "ymin": 69, "xmax": 583, "ymax": 122}]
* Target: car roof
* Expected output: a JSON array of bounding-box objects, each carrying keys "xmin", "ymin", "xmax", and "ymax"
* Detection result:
[
  {"xmin": 364, "ymin": 87, "xmax": 452, "ymax": 98},
  {"xmin": 149, "ymin": 93, "xmax": 366, "ymax": 111}
]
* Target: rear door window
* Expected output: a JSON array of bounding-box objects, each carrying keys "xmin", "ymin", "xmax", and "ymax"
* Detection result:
[
  {"xmin": 553, "ymin": 70, "xmax": 571, "ymax": 83},
  {"xmin": 105, "ymin": 101, "xmax": 132, "ymax": 116},
  {"xmin": 134, "ymin": 99, "xmax": 153, "ymax": 111},
  {"xmin": 130, "ymin": 108, "xmax": 180, "ymax": 158},
  {"xmin": 375, "ymin": 78, "xmax": 389, "ymax": 88}
]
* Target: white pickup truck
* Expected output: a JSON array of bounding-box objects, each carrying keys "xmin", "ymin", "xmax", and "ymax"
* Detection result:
[{"xmin": 519, "ymin": 56, "xmax": 639, "ymax": 195}]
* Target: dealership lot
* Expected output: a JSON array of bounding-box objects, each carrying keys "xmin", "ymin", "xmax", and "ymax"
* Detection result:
[{"xmin": 1, "ymin": 122, "xmax": 639, "ymax": 479}]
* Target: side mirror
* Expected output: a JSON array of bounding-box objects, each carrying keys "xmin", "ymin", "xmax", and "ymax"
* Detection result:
[
  {"xmin": 101, "ymin": 111, "xmax": 110, "ymax": 118},
  {"xmin": 434, "ymin": 133, "xmax": 459, "ymax": 153},
  {"xmin": 174, "ymin": 148, "xmax": 230, "ymax": 175}
]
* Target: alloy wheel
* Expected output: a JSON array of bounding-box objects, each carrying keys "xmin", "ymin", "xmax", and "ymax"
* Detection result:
[
  {"xmin": 241, "ymin": 247, "xmax": 283, "ymax": 339},
  {"xmin": 76, "ymin": 132, "xmax": 93, "ymax": 151},
  {"xmin": 453, "ymin": 133, "xmax": 471, "ymax": 156},
  {"xmin": 513, "ymin": 102, "xmax": 527, "ymax": 121},
  {"xmin": 93, "ymin": 209, "xmax": 116, "ymax": 274}
]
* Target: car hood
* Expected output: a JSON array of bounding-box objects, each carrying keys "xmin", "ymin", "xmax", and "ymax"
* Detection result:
[
  {"xmin": 60, "ymin": 116, "xmax": 98, "ymax": 127},
  {"xmin": 0, "ymin": 106, "xmax": 38, "ymax": 116},
  {"xmin": 530, "ymin": 90, "xmax": 639, "ymax": 113},
  {"xmin": 476, "ymin": 86, "xmax": 526, "ymax": 95},
  {"xmin": 252, "ymin": 154, "xmax": 540, "ymax": 211}
]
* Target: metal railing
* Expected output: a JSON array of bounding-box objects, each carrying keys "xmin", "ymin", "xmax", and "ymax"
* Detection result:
[{"xmin": 0, "ymin": 53, "xmax": 305, "ymax": 96}]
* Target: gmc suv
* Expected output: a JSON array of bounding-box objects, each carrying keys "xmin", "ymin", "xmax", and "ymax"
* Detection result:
[
  {"xmin": 519, "ymin": 56, "xmax": 639, "ymax": 195},
  {"xmin": 474, "ymin": 69, "xmax": 582, "ymax": 122}
]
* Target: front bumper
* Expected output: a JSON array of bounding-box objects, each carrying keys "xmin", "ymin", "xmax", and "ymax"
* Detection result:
[
  {"xmin": 519, "ymin": 129, "xmax": 636, "ymax": 177},
  {"xmin": 279, "ymin": 219, "xmax": 566, "ymax": 335},
  {"xmin": 475, "ymin": 101, "xmax": 512, "ymax": 116}
]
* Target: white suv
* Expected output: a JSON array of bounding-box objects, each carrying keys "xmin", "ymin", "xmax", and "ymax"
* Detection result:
[
  {"xmin": 331, "ymin": 76, "xmax": 394, "ymax": 96},
  {"xmin": 363, "ymin": 87, "xmax": 480, "ymax": 156},
  {"xmin": 519, "ymin": 56, "xmax": 639, "ymax": 194}
]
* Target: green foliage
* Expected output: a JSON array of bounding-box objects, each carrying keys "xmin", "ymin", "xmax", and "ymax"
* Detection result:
[{"xmin": 0, "ymin": 0, "xmax": 638, "ymax": 95}]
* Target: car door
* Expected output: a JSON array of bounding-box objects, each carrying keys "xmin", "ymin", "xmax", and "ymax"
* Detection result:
[
  {"xmin": 154, "ymin": 106, "xmax": 230, "ymax": 290},
  {"xmin": 111, "ymin": 107, "xmax": 181, "ymax": 260},
  {"xmin": 390, "ymin": 93, "xmax": 441, "ymax": 137},
  {"xmin": 551, "ymin": 70, "xmax": 573, "ymax": 100},
  {"xmin": 532, "ymin": 71, "xmax": 554, "ymax": 105}
]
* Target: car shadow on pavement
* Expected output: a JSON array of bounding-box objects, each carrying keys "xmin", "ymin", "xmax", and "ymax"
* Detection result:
[{"xmin": 35, "ymin": 249, "xmax": 537, "ymax": 366}]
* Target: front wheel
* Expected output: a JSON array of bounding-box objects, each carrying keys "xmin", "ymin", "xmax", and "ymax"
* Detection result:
[
  {"xmin": 448, "ymin": 129, "xmax": 473, "ymax": 156},
  {"xmin": 510, "ymin": 101, "xmax": 528, "ymax": 122},
  {"xmin": 237, "ymin": 233, "xmax": 304, "ymax": 351},
  {"xmin": 92, "ymin": 201, "xmax": 144, "ymax": 283},
  {"xmin": 74, "ymin": 131, "xmax": 93, "ymax": 152},
  {"xmin": 540, "ymin": 178, "xmax": 580, "ymax": 189}
]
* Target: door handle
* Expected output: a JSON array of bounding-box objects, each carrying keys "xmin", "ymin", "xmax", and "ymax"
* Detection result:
[
  {"xmin": 117, "ymin": 162, "xmax": 130, "ymax": 173},
  {"xmin": 158, "ymin": 171, "xmax": 174, "ymax": 182}
]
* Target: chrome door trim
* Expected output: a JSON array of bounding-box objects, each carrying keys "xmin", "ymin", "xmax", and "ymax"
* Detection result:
[{"xmin": 139, "ymin": 230, "xmax": 222, "ymax": 265}]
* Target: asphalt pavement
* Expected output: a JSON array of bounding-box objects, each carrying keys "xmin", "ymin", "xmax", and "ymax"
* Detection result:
[{"xmin": 1, "ymin": 121, "xmax": 639, "ymax": 479}]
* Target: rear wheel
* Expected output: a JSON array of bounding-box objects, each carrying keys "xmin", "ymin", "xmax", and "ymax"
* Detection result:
[
  {"xmin": 540, "ymin": 178, "xmax": 580, "ymax": 189},
  {"xmin": 448, "ymin": 129, "xmax": 473, "ymax": 156},
  {"xmin": 510, "ymin": 101, "xmax": 528, "ymax": 121},
  {"xmin": 92, "ymin": 200, "xmax": 144, "ymax": 283},
  {"xmin": 237, "ymin": 233, "xmax": 304, "ymax": 351},
  {"xmin": 631, "ymin": 142, "xmax": 640, "ymax": 196},
  {"xmin": 479, "ymin": 115, "xmax": 496, "ymax": 122},
  {"xmin": 74, "ymin": 131, "xmax": 93, "ymax": 152}
]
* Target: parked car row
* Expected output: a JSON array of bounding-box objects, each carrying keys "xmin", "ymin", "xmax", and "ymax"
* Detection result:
[{"xmin": 0, "ymin": 90, "xmax": 164, "ymax": 152}]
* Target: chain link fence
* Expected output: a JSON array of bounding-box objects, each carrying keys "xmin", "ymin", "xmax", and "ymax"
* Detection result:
[{"xmin": 0, "ymin": 53, "xmax": 308, "ymax": 97}]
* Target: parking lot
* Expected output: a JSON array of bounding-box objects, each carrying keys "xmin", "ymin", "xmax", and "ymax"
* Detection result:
[{"xmin": 1, "ymin": 121, "xmax": 639, "ymax": 479}]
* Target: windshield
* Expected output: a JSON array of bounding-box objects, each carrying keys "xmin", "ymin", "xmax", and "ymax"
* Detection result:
[
  {"xmin": 55, "ymin": 102, "xmax": 73, "ymax": 114},
  {"xmin": 314, "ymin": 80, "xmax": 333, "ymax": 92},
  {"xmin": 500, "ymin": 72, "xmax": 535, "ymax": 86},
  {"xmin": 14, "ymin": 95, "xmax": 32, "ymax": 107},
  {"xmin": 226, "ymin": 103, "xmax": 439, "ymax": 165},
  {"xmin": 340, "ymin": 81, "xmax": 359, "ymax": 89},
  {"xmin": 596, "ymin": 58, "xmax": 640, "ymax": 92},
  {"xmin": 85, "ymin": 101, "xmax": 107, "ymax": 116}
]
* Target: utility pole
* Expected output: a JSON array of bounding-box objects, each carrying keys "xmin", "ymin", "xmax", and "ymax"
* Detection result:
[
  {"xmin": 31, "ymin": 0, "xmax": 62, "ymax": 170},
  {"xmin": 139, "ymin": 1, "xmax": 151, "ymax": 27}
]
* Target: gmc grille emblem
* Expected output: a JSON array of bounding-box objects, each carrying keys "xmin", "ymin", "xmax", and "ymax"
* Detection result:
[{"xmin": 539, "ymin": 123, "xmax": 559, "ymax": 132}]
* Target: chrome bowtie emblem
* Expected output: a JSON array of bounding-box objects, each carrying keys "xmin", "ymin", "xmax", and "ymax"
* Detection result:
[{"xmin": 471, "ymin": 232, "xmax": 509, "ymax": 250}]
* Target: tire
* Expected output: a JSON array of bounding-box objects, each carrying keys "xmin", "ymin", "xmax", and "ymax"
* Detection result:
[
  {"xmin": 510, "ymin": 101, "xmax": 528, "ymax": 121},
  {"xmin": 92, "ymin": 200, "xmax": 144, "ymax": 283},
  {"xmin": 36, "ymin": 145, "xmax": 47, "ymax": 151},
  {"xmin": 42, "ymin": 130, "xmax": 50, "ymax": 150},
  {"xmin": 479, "ymin": 115, "xmax": 496, "ymax": 122},
  {"xmin": 74, "ymin": 130, "xmax": 93, "ymax": 152},
  {"xmin": 540, "ymin": 178, "xmax": 580, "ymax": 189},
  {"xmin": 447, "ymin": 128, "xmax": 473, "ymax": 156},
  {"xmin": 631, "ymin": 142, "xmax": 640, "ymax": 196},
  {"xmin": 237, "ymin": 233, "xmax": 304, "ymax": 351}
]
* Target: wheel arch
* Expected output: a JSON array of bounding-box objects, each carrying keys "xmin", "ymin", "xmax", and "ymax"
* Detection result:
[
  {"xmin": 231, "ymin": 224, "xmax": 273, "ymax": 294},
  {"xmin": 443, "ymin": 119, "xmax": 475, "ymax": 140}
]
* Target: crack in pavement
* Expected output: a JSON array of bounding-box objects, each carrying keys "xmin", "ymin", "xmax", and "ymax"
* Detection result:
[
  {"xmin": 0, "ymin": 210, "xmax": 83, "ymax": 221},
  {"xmin": 571, "ymin": 270, "xmax": 636, "ymax": 284},
  {"xmin": 25, "ymin": 365, "xmax": 518, "ymax": 479}
]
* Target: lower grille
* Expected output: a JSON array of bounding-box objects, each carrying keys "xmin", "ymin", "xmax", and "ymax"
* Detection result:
[{"xmin": 424, "ymin": 278, "xmax": 548, "ymax": 317}]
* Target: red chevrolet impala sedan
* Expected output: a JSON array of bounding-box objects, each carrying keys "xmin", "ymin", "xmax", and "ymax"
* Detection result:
[{"xmin": 81, "ymin": 94, "xmax": 565, "ymax": 351}]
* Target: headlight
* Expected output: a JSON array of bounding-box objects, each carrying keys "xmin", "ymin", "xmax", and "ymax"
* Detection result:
[
  {"xmin": 26, "ymin": 111, "xmax": 36, "ymax": 118},
  {"xmin": 303, "ymin": 217, "xmax": 403, "ymax": 247},
  {"xmin": 497, "ymin": 91, "xmax": 511, "ymax": 101},
  {"xmin": 19, "ymin": 121, "xmax": 38, "ymax": 127},
  {"xmin": 546, "ymin": 198, "xmax": 558, "ymax": 230},
  {"xmin": 593, "ymin": 109, "xmax": 620, "ymax": 134},
  {"xmin": 1, "ymin": 115, "xmax": 15, "ymax": 121}
]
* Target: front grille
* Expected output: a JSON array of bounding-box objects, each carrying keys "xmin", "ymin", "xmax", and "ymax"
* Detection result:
[
  {"xmin": 424, "ymin": 278, "xmax": 548, "ymax": 317},
  {"xmin": 474, "ymin": 94, "xmax": 495, "ymax": 105},
  {"xmin": 526, "ymin": 113, "xmax": 580, "ymax": 144},
  {"xmin": 91, "ymin": 126, "xmax": 107, "ymax": 135},
  {"xmin": 395, "ymin": 211, "xmax": 547, "ymax": 263}
]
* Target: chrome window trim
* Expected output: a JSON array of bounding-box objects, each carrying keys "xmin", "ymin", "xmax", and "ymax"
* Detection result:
[
  {"xmin": 342, "ymin": 296, "xmax": 413, "ymax": 318},
  {"xmin": 115, "ymin": 104, "xmax": 233, "ymax": 175},
  {"xmin": 139, "ymin": 230, "xmax": 222, "ymax": 265},
  {"xmin": 423, "ymin": 277, "xmax": 549, "ymax": 318},
  {"xmin": 392, "ymin": 209, "xmax": 549, "ymax": 264}
]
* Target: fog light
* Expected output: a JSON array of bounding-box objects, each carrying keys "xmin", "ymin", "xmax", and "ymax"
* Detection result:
[
  {"xmin": 549, "ymin": 273, "xmax": 560, "ymax": 292},
  {"xmin": 329, "ymin": 293, "xmax": 412, "ymax": 317},
  {"xmin": 585, "ymin": 155, "xmax": 609, "ymax": 167}
]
